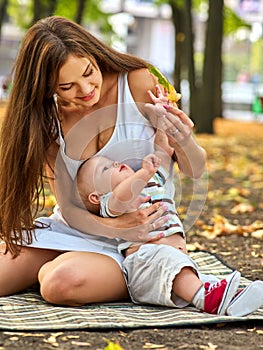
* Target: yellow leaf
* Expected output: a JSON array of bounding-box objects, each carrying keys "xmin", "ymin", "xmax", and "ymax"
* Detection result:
[
  {"xmin": 148, "ymin": 65, "xmax": 181, "ymax": 103},
  {"xmin": 251, "ymin": 229, "xmax": 263, "ymax": 239},
  {"xmin": 143, "ymin": 343, "xmax": 166, "ymax": 349},
  {"xmin": 230, "ymin": 203, "xmax": 254, "ymax": 214},
  {"xmin": 104, "ymin": 340, "xmax": 124, "ymax": 350},
  {"xmin": 167, "ymin": 84, "xmax": 181, "ymax": 103}
]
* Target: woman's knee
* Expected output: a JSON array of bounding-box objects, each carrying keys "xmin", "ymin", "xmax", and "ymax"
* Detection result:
[
  {"xmin": 38, "ymin": 252, "xmax": 127, "ymax": 306},
  {"xmin": 39, "ymin": 257, "xmax": 87, "ymax": 305}
]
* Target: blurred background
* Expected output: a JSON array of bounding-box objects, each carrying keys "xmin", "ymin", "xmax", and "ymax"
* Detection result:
[{"xmin": 1, "ymin": 0, "xmax": 263, "ymax": 133}]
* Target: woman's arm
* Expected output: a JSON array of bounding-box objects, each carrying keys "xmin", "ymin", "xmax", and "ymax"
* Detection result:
[
  {"xmin": 144, "ymin": 104, "xmax": 206, "ymax": 178},
  {"xmin": 144, "ymin": 83, "xmax": 206, "ymax": 178},
  {"xmin": 162, "ymin": 105, "xmax": 207, "ymax": 179},
  {"xmin": 128, "ymin": 69, "xmax": 206, "ymax": 179}
]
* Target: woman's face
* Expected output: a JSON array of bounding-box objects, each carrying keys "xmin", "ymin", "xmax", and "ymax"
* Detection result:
[{"xmin": 56, "ymin": 54, "xmax": 103, "ymax": 107}]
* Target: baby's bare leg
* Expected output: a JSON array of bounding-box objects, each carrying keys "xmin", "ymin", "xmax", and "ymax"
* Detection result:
[{"xmin": 172, "ymin": 267, "xmax": 202, "ymax": 302}]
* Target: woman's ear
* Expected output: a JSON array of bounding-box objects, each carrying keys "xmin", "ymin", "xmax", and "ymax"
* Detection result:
[{"xmin": 88, "ymin": 192, "xmax": 100, "ymax": 205}]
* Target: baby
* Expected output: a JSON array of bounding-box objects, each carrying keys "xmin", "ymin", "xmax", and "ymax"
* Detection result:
[
  {"xmin": 74, "ymin": 152, "xmax": 263, "ymax": 317},
  {"xmin": 76, "ymin": 153, "xmax": 187, "ymax": 255}
]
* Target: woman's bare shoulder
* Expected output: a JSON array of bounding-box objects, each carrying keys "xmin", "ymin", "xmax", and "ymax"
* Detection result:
[
  {"xmin": 128, "ymin": 68, "xmax": 158, "ymax": 103},
  {"xmin": 46, "ymin": 141, "xmax": 59, "ymax": 166}
]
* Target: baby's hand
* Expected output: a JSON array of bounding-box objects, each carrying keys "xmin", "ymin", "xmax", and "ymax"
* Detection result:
[
  {"xmin": 142, "ymin": 154, "xmax": 161, "ymax": 173},
  {"xmin": 147, "ymin": 84, "xmax": 170, "ymax": 108},
  {"xmin": 144, "ymin": 85, "xmax": 169, "ymax": 131}
]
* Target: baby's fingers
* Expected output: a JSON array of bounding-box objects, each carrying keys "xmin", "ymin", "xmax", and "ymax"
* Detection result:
[{"xmin": 147, "ymin": 89, "xmax": 159, "ymax": 104}]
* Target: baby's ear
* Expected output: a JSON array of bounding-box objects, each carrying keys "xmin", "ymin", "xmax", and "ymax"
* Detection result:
[{"xmin": 88, "ymin": 192, "xmax": 100, "ymax": 205}]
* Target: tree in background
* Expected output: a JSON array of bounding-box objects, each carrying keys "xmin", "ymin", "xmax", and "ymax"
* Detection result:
[
  {"xmin": 158, "ymin": 0, "xmax": 223, "ymax": 133},
  {"xmin": 32, "ymin": 0, "xmax": 58, "ymax": 24},
  {"xmin": 157, "ymin": 0, "xmax": 251, "ymax": 133},
  {"xmin": 0, "ymin": 0, "xmax": 252, "ymax": 133},
  {"xmin": 0, "ymin": 0, "xmax": 8, "ymax": 41},
  {"xmin": 6, "ymin": 0, "xmax": 112, "ymax": 33}
]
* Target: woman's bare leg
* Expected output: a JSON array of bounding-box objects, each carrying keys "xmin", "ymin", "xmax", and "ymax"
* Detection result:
[
  {"xmin": 38, "ymin": 251, "xmax": 129, "ymax": 306},
  {"xmin": 0, "ymin": 245, "xmax": 60, "ymax": 296}
]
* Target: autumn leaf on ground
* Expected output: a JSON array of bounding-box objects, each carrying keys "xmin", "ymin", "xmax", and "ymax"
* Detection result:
[
  {"xmin": 230, "ymin": 203, "xmax": 254, "ymax": 214},
  {"xmin": 251, "ymin": 229, "xmax": 263, "ymax": 239},
  {"xmin": 143, "ymin": 342, "xmax": 166, "ymax": 349},
  {"xmin": 200, "ymin": 215, "xmax": 243, "ymax": 239},
  {"xmin": 104, "ymin": 339, "xmax": 124, "ymax": 350},
  {"xmin": 199, "ymin": 215, "xmax": 263, "ymax": 239}
]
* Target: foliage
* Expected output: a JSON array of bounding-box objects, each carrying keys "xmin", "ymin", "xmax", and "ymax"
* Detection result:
[
  {"xmin": 156, "ymin": 0, "xmax": 251, "ymax": 34},
  {"xmin": 224, "ymin": 5, "xmax": 251, "ymax": 36},
  {"xmin": 55, "ymin": 0, "xmax": 106, "ymax": 25},
  {"xmin": 6, "ymin": 0, "xmax": 112, "ymax": 35},
  {"xmin": 250, "ymin": 39, "xmax": 263, "ymax": 77},
  {"xmin": 7, "ymin": 0, "xmax": 33, "ymax": 29}
]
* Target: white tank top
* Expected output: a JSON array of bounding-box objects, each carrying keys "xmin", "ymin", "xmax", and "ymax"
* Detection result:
[{"xmin": 57, "ymin": 73, "xmax": 156, "ymax": 179}]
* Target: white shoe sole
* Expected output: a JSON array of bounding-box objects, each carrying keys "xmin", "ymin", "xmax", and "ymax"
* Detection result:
[
  {"xmin": 217, "ymin": 270, "xmax": 241, "ymax": 315},
  {"xmin": 226, "ymin": 280, "xmax": 263, "ymax": 316}
]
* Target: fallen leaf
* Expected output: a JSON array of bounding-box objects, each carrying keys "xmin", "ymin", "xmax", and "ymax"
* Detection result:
[
  {"xmin": 104, "ymin": 339, "xmax": 124, "ymax": 350},
  {"xmin": 143, "ymin": 343, "xmax": 166, "ymax": 349},
  {"xmin": 199, "ymin": 215, "xmax": 263, "ymax": 239},
  {"xmin": 44, "ymin": 333, "xmax": 63, "ymax": 348},
  {"xmin": 186, "ymin": 242, "xmax": 206, "ymax": 251},
  {"xmin": 199, "ymin": 343, "xmax": 218, "ymax": 350},
  {"xmin": 251, "ymin": 229, "xmax": 263, "ymax": 239},
  {"xmin": 71, "ymin": 341, "xmax": 91, "ymax": 346},
  {"xmin": 231, "ymin": 203, "xmax": 254, "ymax": 214}
]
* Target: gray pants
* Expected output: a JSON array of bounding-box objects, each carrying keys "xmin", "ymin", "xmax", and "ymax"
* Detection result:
[{"xmin": 123, "ymin": 244, "xmax": 219, "ymax": 308}]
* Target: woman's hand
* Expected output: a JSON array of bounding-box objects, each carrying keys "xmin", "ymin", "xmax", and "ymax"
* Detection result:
[
  {"xmin": 144, "ymin": 100, "xmax": 206, "ymax": 179},
  {"xmin": 108, "ymin": 200, "xmax": 169, "ymax": 243},
  {"xmin": 144, "ymin": 85, "xmax": 194, "ymax": 147},
  {"xmin": 162, "ymin": 105, "xmax": 194, "ymax": 147},
  {"xmin": 163, "ymin": 106, "xmax": 206, "ymax": 178}
]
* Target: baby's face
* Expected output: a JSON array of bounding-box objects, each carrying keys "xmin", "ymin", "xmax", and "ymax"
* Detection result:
[{"xmin": 88, "ymin": 156, "xmax": 135, "ymax": 194}]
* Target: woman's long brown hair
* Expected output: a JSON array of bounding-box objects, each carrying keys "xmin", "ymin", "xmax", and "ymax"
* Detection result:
[{"xmin": 0, "ymin": 16, "xmax": 149, "ymax": 257}]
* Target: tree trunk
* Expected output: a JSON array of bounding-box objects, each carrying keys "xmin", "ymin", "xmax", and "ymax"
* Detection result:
[
  {"xmin": 198, "ymin": 0, "xmax": 223, "ymax": 133},
  {"xmin": 75, "ymin": 0, "xmax": 86, "ymax": 24},
  {"xmin": 169, "ymin": 1, "xmax": 184, "ymax": 90},
  {"xmin": 48, "ymin": 0, "xmax": 58, "ymax": 16},
  {"xmin": 32, "ymin": 0, "xmax": 58, "ymax": 24},
  {"xmin": 32, "ymin": 0, "xmax": 42, "ymax": 23},
  {"xmin": 186, "ymin": 0, "xmax": 223, "ymax": 133},
  {"xmin": 0, "ymin": 0, "xmax": 8, "ymax": 41},
  {"xmin": 184, "ymin": 0, "xmax": 198, "ymax": 123}
]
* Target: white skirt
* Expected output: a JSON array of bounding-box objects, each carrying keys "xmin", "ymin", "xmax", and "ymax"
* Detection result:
[{"xmin": 25, "ymin": 205, "xmax": 124, "ymax": 268}]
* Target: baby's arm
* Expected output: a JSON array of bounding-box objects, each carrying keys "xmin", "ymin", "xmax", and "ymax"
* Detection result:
[
  {"xmin": 147, "ymin": 85, "xmax": 175, "ymax": 171},
  {"xmin": 108, "ymin": 154, "xmax": 161, "ymax": 215}
]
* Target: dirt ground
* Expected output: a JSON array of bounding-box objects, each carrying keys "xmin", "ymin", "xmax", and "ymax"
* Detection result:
[{"xmin": 0, "ymin": 103, "xmax": 262, "ymax": 349}]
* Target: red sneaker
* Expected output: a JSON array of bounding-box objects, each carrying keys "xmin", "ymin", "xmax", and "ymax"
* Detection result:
[{"xmin": 204, "ymin": 271, "xmax": 240, "ymax": 315}]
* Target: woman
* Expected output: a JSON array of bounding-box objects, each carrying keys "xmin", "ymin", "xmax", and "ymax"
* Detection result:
[{"xmin": 0, "ymin": 16, "xmax": 206, "ymax": 306}]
